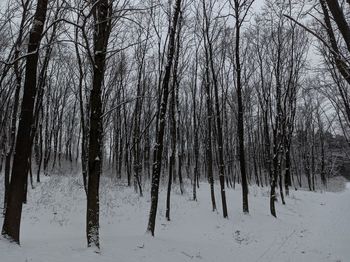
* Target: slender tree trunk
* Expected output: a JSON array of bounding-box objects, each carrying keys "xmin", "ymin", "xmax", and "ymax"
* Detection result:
[
  {"xmin": 165, "ymin": 14, "xmax": 182, "ymax": 219},
  {"xmin": 166, "ymin": 75, "xmax": 176, "ymax": 220},
  {"xmin": 204, "ymin": 45, "xmax": 216, "ymax": 212},
  {"xmin": 234, "ymin": 1, "xmax": 249, "ymax": 213},
  {"xmin": 75, "ymin": 24, "xmax": 88, "ymax": 195},
  {"xmin": 132, "ymin": 56, "xmax": 146, "ymax": 197},
  {"xmin": 146, "ymin": 0, "xmax": 182, "ymax": 236}
]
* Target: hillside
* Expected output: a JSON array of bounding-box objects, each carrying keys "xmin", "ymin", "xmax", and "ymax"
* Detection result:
[{"xmin": 0, "ymin": 176, "xmax": 349, "ymax": 262}]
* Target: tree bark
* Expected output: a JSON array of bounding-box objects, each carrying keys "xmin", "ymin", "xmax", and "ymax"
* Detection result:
[
  {"xmin": 86, "ymin": 0, "xmax": 111, "ymax": 249},
  {"xmin": 146, "ymin": 0, "xmax": 182, "ymax": 236},
  {"xmin": 234, "ymin": 0, "xmax": 249, "ymax": 213},
  {"xmin": 1, "ymin": 0, "xmax": 49, "ymax": 243}
]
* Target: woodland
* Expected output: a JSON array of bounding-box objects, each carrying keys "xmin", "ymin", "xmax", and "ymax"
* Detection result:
[{"xmin": 0, "ymin": 0, "xmax": 349, "ymax": 258}]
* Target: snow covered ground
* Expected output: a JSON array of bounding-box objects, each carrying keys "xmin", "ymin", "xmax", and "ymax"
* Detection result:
[{"xmin": 0, "ymin": 176, "xmax": 349, "ymax": 262}]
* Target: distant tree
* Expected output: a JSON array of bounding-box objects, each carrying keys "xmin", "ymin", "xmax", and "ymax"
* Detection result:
[{"xmin": 201, "ymin": 0, "xmax": 227, "ymax": 217}]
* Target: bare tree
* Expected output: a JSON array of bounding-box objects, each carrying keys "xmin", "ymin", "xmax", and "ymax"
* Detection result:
[
  {"xmin": 2, "ymin": 0, "xmax": 49, "ymax": 244},
  {"xmin": 230, "ymin": 0, "xmax": 255, "ymax": 214},
  {"xmin": 147, "ymin": 0, "xmax": 182, "ymax": 236}
]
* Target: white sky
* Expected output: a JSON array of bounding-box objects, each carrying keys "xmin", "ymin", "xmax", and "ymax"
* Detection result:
[{"xmin": 252, "ymin": 0, "xmax": 265, "ymax": 11}]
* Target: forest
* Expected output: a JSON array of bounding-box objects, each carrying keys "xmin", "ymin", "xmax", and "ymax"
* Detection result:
[{"xmin": 0, "ymin": 0, "xmax": 350, "ymax": 261}]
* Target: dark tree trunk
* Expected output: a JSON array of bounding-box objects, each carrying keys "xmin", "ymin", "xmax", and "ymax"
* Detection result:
[
  {"xmin": 1, "ymin": 0, "xmax": 49, "ymax": 243},
  {"xmin": 204, "ymin": 45, "xmax": 216, "ymax": 212},
  {"xmin": 325, "ymin": 0, "xmax": 350, "ymax": 53},
  {"xmin": 86, "ymin": 0, "xmax": 111, "ymax": 249},
  {"xmin": 75, "ymin": 24, "xmax": 88, "ymax": 195},
  {"xmin": 166, "ymin": 75, "xmax": 176, "ymax": 221},
  {"xmin": 176, "ymin": 86, "xmax": 184, "ymax": 195},
  {"xmin": 132, "ymin": 49, "xmax": 146, "ymax": 197},
  {"xmin": 234, "ymin": 1, "xmax": 249, "ymax": 213},
  {"xmin": 209, "ymin": 53, "xmax": 228, "ymax": 218},
  {"xmin": 3, "ymin": 0, "xmax": 29, "ymax": 215},
  {"xmin": 166, "ymin": 14, "xmax": 182, "ymax": 220},
  {"xmin": 146, "ymin": 0, "xmax": 182, "ymax": 236},
  {"xmin": 284, "ymin": 144, "xmax": 291, "ymax": 196},
  {"xmin": 192, "ymin": 53, "xmax": 199, "ymax": 202}
]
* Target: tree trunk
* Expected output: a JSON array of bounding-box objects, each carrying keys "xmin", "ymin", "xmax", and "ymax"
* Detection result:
[
  {"xmin": 86, "ymin": 0, "xmax": 111, "ymax": 249},
  {"xmin": 1, "ymin": 0, "xmax": 49, "ymax": 243},
  {"xmin": 234, "ymin": 1, "xmax": 249, "ymax": 213},
  {"xmin": 146, "ymin": 0, "xmax": 182, "ymax": 236}
]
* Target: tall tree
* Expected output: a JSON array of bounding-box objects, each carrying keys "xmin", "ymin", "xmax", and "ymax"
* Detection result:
[
  {"xmin": 3, "ymin": 0, "xmax": 30, "ymax": 214},
  {"xmin": 86, "ymin": 0, "xmax": 112, "ymax": 249},
  {"xmin": 1, "ymin": 0, "xmax": 49, "ymax": 244},
  {"xmin": 147, "ymin": 0, "xmax": 182, "ymax": 236},
  {"xmin": 201, "ymin": 0, "xmax": 225, "ymax": 216},
  {"xmin": 166, "ymin": 11, "xmax": 182, "ymax": 220},
  {"xmin": 230, "ymin": 0, "xmax": 255, "ymax": 214}
]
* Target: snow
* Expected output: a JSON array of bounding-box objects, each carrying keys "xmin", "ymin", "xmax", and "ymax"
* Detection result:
[{"xmin": 0, "ymin": 176, "xmax": 349, "ymax": 262}]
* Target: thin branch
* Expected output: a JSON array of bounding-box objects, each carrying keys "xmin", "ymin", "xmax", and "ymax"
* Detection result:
[{"xmin": 101, "ymin": 96, "xmax": 154, "ymax": 118}]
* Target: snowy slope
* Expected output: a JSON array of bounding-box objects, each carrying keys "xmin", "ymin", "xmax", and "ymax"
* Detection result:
[{"xmin": 0, "ymin": 176, "xmax": 349, "ymax": 262}]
